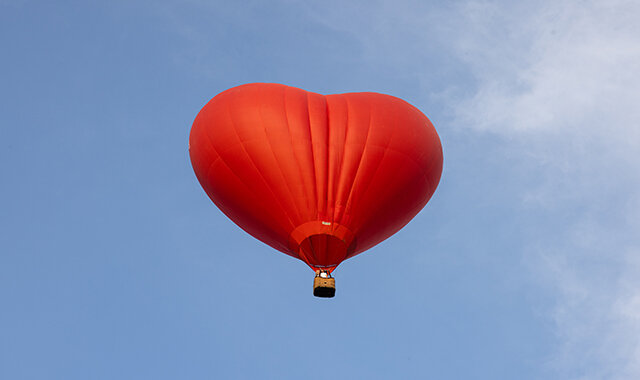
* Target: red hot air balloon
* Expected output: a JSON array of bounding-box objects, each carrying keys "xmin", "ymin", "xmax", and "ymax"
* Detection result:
[{"xmin": 189, "ymin": 83, "xmax": 442, "ymax": 297}]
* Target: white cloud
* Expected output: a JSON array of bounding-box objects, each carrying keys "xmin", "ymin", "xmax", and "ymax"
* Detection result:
[
  {"xmin": 454, "ymin": 0, "xmax": 640, "ymax": 135},
  {"xmin": 310, "ymin": 1, "xmax": 640, "ymax": 378},
  {"xmin": 448, "ymin": 1, "xmax": 640, "ymax": 378}
]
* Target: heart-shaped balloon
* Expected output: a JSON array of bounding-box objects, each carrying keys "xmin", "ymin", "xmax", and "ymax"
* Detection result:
[{"xmin": 189, "ymin": 83, "xmax": 442, "ymax": 272}]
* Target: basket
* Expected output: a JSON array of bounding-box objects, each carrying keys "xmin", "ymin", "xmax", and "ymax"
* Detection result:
[{"xmin": 313, "ymin": 276, "xmax": 336, "ymax": 298}]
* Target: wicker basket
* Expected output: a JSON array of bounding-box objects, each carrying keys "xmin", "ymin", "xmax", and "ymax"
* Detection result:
[{"xmin": 313, "ymin": 276, "xmax": 336, "ymax": 298}]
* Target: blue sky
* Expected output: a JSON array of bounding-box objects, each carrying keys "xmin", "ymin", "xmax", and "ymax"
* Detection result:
[{"xmin": 1, "ymin": 1, "xmax": 639, "ymax": 379}]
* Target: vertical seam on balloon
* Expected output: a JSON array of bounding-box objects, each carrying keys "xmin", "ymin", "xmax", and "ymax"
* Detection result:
[
  {"xmin": 324, "ymin": 94, "xmax": 330, "ymax": 224},
  {"xmin": 326, "ymin": 97, "xmax": 336, "ymax": 226},
  {"xmin": 333, "ymin": 95, "xmax": 350, "ymax": 225},
  {"xmin": 282, "ymin": 87, "xmax": 313, "ymax": 223},
  {"xmin": 255, "ymin": 89, "xmax": 302, "ymax": 228},
  {"xmin": 340, "ymin": 96, "xmax": 373, "ymax": 226},
  {"xmin": 352, "ymin": 137, "xmax": 393, "ymax": 234},
  {"xmin": 225, "ymin": 102, "xmax": 298, "ymax": 234},
  {"xmin": 304, "ymin": 91, "xmax": 320, "ymax": 220}
]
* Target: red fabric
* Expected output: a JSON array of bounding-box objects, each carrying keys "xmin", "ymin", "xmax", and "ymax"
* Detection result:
[{"xmin": 189, "ymin": 83, "xmax": 443, "ymax": 271}]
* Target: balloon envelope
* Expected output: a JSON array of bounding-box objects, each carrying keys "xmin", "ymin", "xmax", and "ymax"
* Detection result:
[{"xmin": 189, "ymin": 83, "xmax": 442, "ymax": 272}]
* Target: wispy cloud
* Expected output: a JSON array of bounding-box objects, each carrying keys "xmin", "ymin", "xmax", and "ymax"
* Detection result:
[
  {"xmin": 453, "ymin": 1, "xmax": 640, "ymax": 134},
  {"xmin": 445, "ymin": 1, "xmax": 640, "ymax": 378},
  {"xmin": 310, "ymin": 1, "xmax": 640, "ymax": 378}
]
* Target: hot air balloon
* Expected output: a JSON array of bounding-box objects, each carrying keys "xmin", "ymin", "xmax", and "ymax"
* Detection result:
[{"xmin": 189, "ymin": 83, "xmax": 442, "ymax": 297}]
